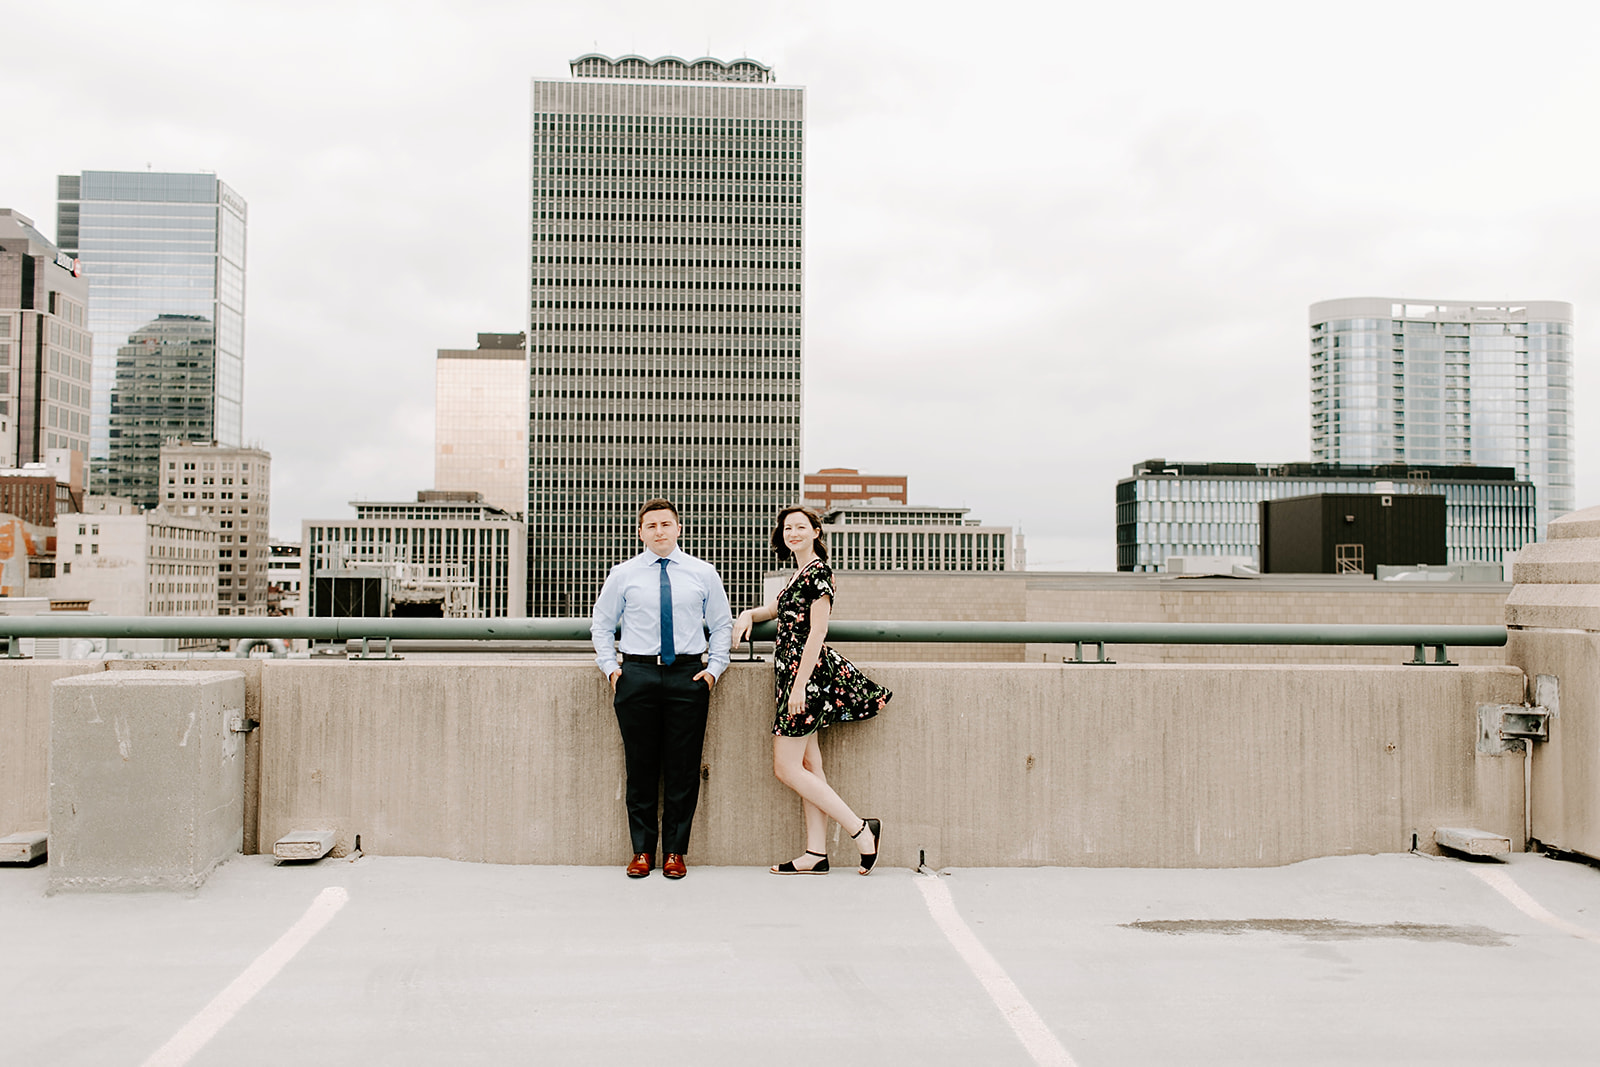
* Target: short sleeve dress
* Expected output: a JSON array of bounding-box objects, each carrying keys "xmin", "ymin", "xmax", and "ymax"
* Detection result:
[{"xmin": 772, "ymin": 559, "xmax": 893, "ymax": 737}]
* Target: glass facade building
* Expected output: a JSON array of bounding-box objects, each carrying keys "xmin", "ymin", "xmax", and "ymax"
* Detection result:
[
  {"xmin": 1309, "ymin": 298, "xmax": 1572, "ymax": 536},
  {"xmin": 528, "ymin": 54, "xmax": 803, "ymax": 615},
  {"xmin": 108, "ymin": 315, "xmax": 216, "ymax": 508},
  {"xmin": 1116, "ymin": 459, "xmax": 1536, "ymax": 572},
  {"xmin": 56, "ymin": 171, "xmax": 247, "ymax": 499}
]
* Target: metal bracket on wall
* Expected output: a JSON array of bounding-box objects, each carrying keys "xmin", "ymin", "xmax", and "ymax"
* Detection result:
[
  {"xmin": 1477, "ymin": 703, "xmax": 1550, "ymax": 755},
  {"xmin": 1407, "ymin": 642, "xmax": 1455, "ymax": 666},
  {"xmin": 348, "ymin": 636, "xmax": 404, "ymax": 661},
  {"xmin": 1067, "ymin": 641, "xmax": 1115, "ymax": 664}
]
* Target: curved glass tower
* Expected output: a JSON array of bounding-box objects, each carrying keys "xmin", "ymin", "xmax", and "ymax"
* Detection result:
[{"xmin": 1310, "ymin": 298, "xmax": 1573, "ymax": 537}]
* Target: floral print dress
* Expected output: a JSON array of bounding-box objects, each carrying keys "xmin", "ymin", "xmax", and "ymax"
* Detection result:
[{"xmin": 772, "ymin": 560, "xmax": 893, "ymax": 737}]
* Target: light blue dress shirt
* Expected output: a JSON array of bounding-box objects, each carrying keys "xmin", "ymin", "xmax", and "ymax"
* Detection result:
[{"xmin": 591, "ymin": 548, "xmax": 733, "ymax": 679}]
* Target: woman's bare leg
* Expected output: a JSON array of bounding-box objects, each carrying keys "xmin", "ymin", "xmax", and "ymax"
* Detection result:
[
  {"xmin": 800, "ymin": 734, "xmax": 829, "ymax": 854},
  {"xmin": 774, "ymin": 734, "xmax": 865, "ymax": 868}
]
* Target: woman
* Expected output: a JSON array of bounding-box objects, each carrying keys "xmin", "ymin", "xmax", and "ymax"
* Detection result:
[{"xmin": 732, "ymin": 505, "xmax": 893, "ymax": 875}]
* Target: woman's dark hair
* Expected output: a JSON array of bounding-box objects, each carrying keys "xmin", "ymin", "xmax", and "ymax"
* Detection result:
[{"xmin": 770, "ymin": 505, "xmax": 828, "ymax": 561}]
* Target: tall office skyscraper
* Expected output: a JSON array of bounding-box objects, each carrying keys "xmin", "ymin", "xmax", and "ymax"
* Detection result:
[
  {"xmin": 56, "ymin": 171, "xmax": 247, "ymax": 505},
  {"xmin": 1310, "ymin": 298, "xmax": 1574, "ymax": 536},
  {"xmin": 528, "ymin": 54, "xmax": 804, "ymax": 614},
  {"xmin": 0, "ymin": 208, "xmax": 91, "ymax": 469}
]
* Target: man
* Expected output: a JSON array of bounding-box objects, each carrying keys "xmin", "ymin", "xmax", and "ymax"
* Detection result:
[{"xmin": 591, "ymin": 498, "xmax": 733, "ymax": 879}]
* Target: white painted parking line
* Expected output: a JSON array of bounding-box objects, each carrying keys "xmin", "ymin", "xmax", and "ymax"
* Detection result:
[
  {"xmin": 915, "ymin": 872, "xmax": 1078, "ymax": 1067},
  {"xmin": 1472, "ymin": 866, "xmax": 1600, "ymax": 945},
  {"xmin": 140, "ymin": 886, "xmax": 350, "ymax": 1067}
]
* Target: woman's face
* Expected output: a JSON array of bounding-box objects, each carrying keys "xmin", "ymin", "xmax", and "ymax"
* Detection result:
[{"xmin": 781, "ymin": 513, "xmax": 818, "ymax": 554}]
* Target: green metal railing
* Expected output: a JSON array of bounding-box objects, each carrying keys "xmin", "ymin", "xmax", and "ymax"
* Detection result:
[{"xmin": 1, "ymin": 616, "xmax": 1507, "ymax": 665}]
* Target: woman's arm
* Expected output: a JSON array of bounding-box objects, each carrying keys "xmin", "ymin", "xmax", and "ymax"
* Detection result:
[
  {"xmin": 787, "ymin": 594, "xmax": 831, "ymax": 713},
  {"xmin": 731, "ymin": 591, "xmax": 781, "ymax": 643}
]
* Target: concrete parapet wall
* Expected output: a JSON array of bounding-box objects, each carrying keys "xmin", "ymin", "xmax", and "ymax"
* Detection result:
[
  {"xmin": 256, "ymin": 659, "xmax": 1524, "ymax": 869},
  {"xmin": 1506, "ymin": 504, "xmax": 1600, "ymax": 860},
  {"xmin": 822, "ymin": 571, "xmax": 1509, "ymax": 666},
  {"xmin": 1, "ymin": 657, "xmax": 1531, "ymax": 870},
  {"xmin": 0, "ymin": 662, "xmax": 99, "ymax": 839}
]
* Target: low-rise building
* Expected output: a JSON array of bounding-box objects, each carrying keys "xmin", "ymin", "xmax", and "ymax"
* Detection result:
[
  {"xmin": 35, "ymin": 496, "xmax": 217, "ymax": 617},
  {"xmin": 802, "ymin": 468, "xmax": 908, "ymax": 510},
  {"xmin": 303, "ymin": 491, "xmax": 526, "ymax": 618},
  {"xmin": 1116, "ymin": 459, "xmax": 1537, "ymax": 572},
  {"xmin": 822, "ymin": 504, "xmax": 1023, "ymax": 573},
  {"xmin": 158, "ymin": 442, "xmax": 271, "ymax": 615},
  {"xmin": 267, "ymin": 539, "xmax": 303, "ymax": 616}
]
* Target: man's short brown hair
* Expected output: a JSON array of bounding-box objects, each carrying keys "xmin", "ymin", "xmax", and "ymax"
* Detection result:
[{"xmin": 637, "ymin": 498, "xmax": 680, "ymax": 524}]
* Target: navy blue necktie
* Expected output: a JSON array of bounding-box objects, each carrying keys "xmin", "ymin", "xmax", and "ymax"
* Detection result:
[{"xmin": 657, "ymin": 558, "xmax": 675, "ymax": 665}]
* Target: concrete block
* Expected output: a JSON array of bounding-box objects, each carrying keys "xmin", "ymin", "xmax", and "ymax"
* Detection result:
[
  {"xmin": 1547, "ymin": 505, "xmax": 1600, "ymax": 541},
  {"xmin": 1435, "ymin": 827, "xmax": 1511, "ymax": 857},
  {"xmin": 273, "ymin": 829, "xmax": 336, "ymax": 861},
  {"xmin": 49, "ymin": 671, "xmax": 247, "ymax": 892},
  {"xmin": 1504, "ymin": 584, "xmax": 1600, "ymax": 632},
  {"xmin": 1509, "ymin": 539, "xmax": 1600, "ymax": 586},
  {"xmin": 0, "ymin": 830, "xmax": 47, "ymax": 864}
]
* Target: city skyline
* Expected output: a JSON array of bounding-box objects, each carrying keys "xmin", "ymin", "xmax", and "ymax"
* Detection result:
[{"xmin": 4, "ymin": 2, "xmax": 1598, "ymax": 570}]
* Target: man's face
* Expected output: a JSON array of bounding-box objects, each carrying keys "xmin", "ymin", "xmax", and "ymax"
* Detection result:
[{"xmin": 638, "ymin": 509, "xmax": 682, "ymax": 557}]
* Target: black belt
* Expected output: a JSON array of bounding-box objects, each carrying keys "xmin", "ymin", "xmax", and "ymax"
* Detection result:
[{"xmin": 622, "ymin": 653, "xmax": 706, "ymax": 666}]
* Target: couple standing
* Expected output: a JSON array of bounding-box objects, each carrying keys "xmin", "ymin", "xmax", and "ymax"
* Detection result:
[{"xmin": 590, "ymin": 498, "xmax": 892, "ymax": 879}]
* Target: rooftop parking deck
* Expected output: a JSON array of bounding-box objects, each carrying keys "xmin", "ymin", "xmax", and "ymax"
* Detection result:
[{"xmin": 4, "ymin": 852, "xmax": 1600, "ymax": 1066}]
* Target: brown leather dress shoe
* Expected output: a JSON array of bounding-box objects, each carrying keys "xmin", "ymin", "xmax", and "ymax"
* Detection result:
[
  {"xmin": 626, "ymin": 852, "xmax": 653, "ymax": 878},
  {"xmin": 662, "ymin": 853, "xmax": 687, "ymax": 879}
]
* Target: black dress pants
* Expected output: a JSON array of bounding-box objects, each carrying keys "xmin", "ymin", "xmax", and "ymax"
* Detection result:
[{"xmin": 613, "ymin": 660, "xmax": 711, "ymax": 856}]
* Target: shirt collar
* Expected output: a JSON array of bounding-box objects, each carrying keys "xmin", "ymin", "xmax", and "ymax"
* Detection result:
[{"xmin": 637, "ymin": 547, "xmax": 686, "ymax": 566}]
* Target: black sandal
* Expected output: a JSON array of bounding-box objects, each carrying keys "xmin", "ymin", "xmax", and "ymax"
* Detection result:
[
  {"xmin": 771, "ymin": 850, "xmax": 829, "ymax": 875},
  {"xmin": 852, "ymin": 818, "xmax": 881, "ymax": 875}
]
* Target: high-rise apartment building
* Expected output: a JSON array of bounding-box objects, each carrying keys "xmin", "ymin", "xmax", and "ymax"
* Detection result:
[
  {"xmin": 56, "ymin": 171, "xmax": 247, "ymax": 498},
  {"xmin": 1310, "ymin": 298, "xmax": 1573, "ymax": 536},
  {"xmin": 157, "ymin": 442, "xmax": 270, "ymax": 615},
  {"xmin": 436, "ymin": 332, "xmax": 528, "ymax": 517},
  {"xmin": 0, "ymin": 209, "xmax": 91, "ymax": 469},
  {"xmin": 528, "ymin": 54, "xmax": 803, "ymax": 614}
]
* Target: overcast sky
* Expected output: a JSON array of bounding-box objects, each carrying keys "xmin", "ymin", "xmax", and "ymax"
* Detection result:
[{"xmin": 6, "ymin": 0, "xmax": 1596, "ymax": 569}]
